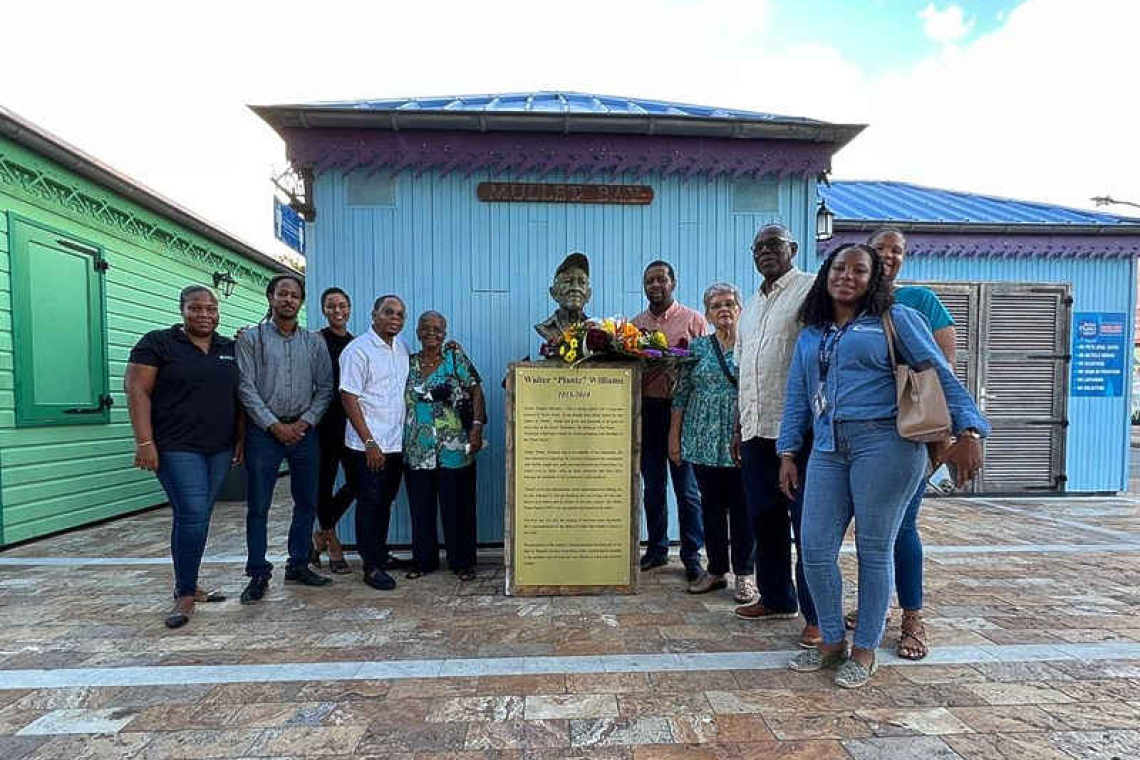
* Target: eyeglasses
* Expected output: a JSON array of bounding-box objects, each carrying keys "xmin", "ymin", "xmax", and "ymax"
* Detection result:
[{"xmin": 751, "ymin": 239, "xmax": 791, "ymax": 255}]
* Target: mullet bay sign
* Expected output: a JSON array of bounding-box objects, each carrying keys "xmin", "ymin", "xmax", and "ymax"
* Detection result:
[{"xmin": 477, "ymin": 182, "xmax": 653, "ymax": 205}]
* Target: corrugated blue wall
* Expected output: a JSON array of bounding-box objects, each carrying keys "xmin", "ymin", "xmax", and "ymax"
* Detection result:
[
  {"xmin": 308, "ymin": 169, "xmax": 817, "ymax": 544},
  {"xmin": 887, "ymin": 254, "xmax": 1135, "ymax": 494}
]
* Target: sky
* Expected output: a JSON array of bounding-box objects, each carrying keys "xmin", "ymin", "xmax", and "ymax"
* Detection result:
[{"xmin": 1, "ymin": 0, "xmax": 1137, "ymax": 264}]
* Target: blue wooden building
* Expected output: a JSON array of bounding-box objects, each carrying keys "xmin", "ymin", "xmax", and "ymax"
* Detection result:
[
  {"xmin": 253, "ymin": 91, "xmax": 863, "ymax": 545},
  {"xmin": 820, "ymin": 180, "xmax": 1140, "ymax": 494}
]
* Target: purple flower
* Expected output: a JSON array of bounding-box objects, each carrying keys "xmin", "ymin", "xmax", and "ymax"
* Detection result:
[
  {"xmin": 641, "ymin": 348, "xmax": 663, "ymax": 358},
  {"xmin": 585, "ymin": 328, "xmax": 610, "ymax": 352},
  {"xmin": 667, "ymin": 348, "xmax": 691, "ymax": 357}
]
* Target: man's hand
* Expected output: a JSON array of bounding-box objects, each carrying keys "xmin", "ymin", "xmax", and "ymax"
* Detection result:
[
  {"xmin": 468, "ymin": 426, "xmax": 484, "ymax": 453},
  {"xmin": 366, "ymin": 446, "xmax": 385, "ymax": 472},
  {"xmin": 942, "ymin": 435, "xmax": 983, "ymax": 487},
  {"xmin": 269, "ymin": 422, "xmax": 303, "ymax": 446}
]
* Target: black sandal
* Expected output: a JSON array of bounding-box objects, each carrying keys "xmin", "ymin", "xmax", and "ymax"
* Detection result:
[
  {"xmin": 405, "ymin": 570, "xmax": 425, "ymax": 580},
  {"xmin": 193, "ymin": 588, "xmax": 226, "ymax": 603},
  {"xmin": 457, "ymin": 569, "xmax": 476, "ymax": 582},
  {"xmin": 897, "ymin": 612, "xmax": 929, "ymax": 660},
  {"xmin": 328, "ymin": 557, "xmax": 352, "ymax": 574}
]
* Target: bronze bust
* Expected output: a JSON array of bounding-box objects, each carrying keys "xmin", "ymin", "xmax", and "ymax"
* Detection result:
[{"xmin": 535, "ymin": 252, "xmax": 592, "ymax": 343}]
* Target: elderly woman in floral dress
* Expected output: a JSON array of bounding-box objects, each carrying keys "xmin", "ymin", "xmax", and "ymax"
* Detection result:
[
  {"xmin": 669, "ymin": 283, "xmax": 757, "ymax": 603},
  {"xmin": 403, "ymin": 311, "xmax": 486, "ymax": 581}
]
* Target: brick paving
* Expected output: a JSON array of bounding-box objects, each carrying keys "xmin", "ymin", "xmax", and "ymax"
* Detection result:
[{"xmin": 2, "ymin": 480, "xmax": 1140, "ymax": 759}]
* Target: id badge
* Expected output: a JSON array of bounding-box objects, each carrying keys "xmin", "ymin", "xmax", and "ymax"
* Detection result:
[{"xmin": 810, "ymin": 385, "xmax": 828, "ymax": 419}]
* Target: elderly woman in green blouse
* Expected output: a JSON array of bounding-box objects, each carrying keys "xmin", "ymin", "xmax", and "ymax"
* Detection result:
[
  {"xmin": 669, "ymin": 283, "xmax": 757, "ymax": 602},
  {"xmin": 403, "ymin": 311, "xmax": 486, "ymax": 581}
]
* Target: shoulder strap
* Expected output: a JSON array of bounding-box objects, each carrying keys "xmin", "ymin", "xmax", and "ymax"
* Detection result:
[
  {"xmin": 881, "ymin": 310, "xmax": 907, "ymax": 369},
  {"xmin": 709, "ymin": 336, "xmax": 737, "ymax": 388}
]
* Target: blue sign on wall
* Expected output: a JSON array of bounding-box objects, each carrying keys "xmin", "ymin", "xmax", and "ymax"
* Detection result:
[
  {"xmin": 1071, "ymin": 311, "xmax": 1126, "ymax": 397},
  {"xmin": 274, "ymin": 197, "xmax": 306, "ymax": 254}
]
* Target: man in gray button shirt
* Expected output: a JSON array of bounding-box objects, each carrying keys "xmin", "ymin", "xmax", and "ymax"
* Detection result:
[{"xmin": 236, "ymin": 274, "xmax": 334, "ymax": 604}]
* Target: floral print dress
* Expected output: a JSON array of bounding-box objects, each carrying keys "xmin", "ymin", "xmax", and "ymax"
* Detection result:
[
  {"xmin": 403, "ymin": 349, "xmax": 482, "ymax": 470},
  {"xmin": 672, "ymin": 334, "xmax": 739, "ymax": 468}
]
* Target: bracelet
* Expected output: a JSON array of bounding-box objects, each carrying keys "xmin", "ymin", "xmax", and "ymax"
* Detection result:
[
  {"xmin": 472, "ymin": 421, "xmax": 485, "ymax": 428},
  {"xmin": 136, "ymin": 440, "xmax": 154, "ymax": 447}
]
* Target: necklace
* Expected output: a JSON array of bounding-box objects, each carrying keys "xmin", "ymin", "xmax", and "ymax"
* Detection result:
[{"xmin": 420, "ymin": 353, "xmax": 443, "ymax": 375}]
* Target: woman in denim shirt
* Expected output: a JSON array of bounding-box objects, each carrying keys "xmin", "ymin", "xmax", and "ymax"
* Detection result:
[
  {"xmin": 776, "ymin": 244, "xmax": 989, "ymax": 688},
  {"xmin": 669, "ymin": 283, "xmax": 757, "ymax": 603}
]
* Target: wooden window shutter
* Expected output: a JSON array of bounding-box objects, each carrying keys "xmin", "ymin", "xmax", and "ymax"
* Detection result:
[{"xmin": 10, "ymin": 216, "xmax": 110, "ymax": 427}]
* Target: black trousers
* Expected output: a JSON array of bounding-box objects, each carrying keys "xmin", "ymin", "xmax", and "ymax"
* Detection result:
[
  {"xmin": 404, "ymin": 464, "xmax": 478, "ymax": 573},
  {"xmin": 317, "ymin": 423, "xmax": 356, "ymax": 531},
  {"xmin": 692, "ymin": 464, "xmax": 755, "ymax": 577},
  {"xmin": 346, "ymin": 451, "xmax": 402, "ymax": 572}
]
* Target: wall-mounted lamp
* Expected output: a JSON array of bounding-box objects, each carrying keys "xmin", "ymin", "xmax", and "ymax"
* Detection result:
[
  {"xmin": 212, "ymin": 271, "xmax": 237, "ymax": 298},
  {"xmin": 816, "ymin": 200, "xmax": 835, "ymax": 241}
]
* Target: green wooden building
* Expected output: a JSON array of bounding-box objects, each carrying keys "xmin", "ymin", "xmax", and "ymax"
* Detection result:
[{"xmin": 0, "ymin": 107, "xmax": 295, "ymax": 547}]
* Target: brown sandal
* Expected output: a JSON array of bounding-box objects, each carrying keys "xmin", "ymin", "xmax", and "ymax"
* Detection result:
[{"xmin": 897, "ymin": 612, "xmax": 928, "ymax": 660}]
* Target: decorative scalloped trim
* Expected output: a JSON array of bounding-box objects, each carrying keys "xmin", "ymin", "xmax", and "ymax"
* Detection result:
[
  {"xmin": 283, "ymin": 129, "xmax": 834, "ymax": 180},
  {"xmin": 820, "ymin": 232, "xmax": 1140, "ymax": 259},
  {"xmin": 0, "ymin": 143, "xmax": 270, "ymax": 286}
]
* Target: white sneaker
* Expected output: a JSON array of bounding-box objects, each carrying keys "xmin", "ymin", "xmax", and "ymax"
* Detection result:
[{"xmin": 734, "ymin": 575, "xmax": 758, "ymax": 604}]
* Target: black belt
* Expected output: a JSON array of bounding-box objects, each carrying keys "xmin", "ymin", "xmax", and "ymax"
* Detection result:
[{"xmin": 278, "ymin": 415, "xmax": 301, "ymax": 424}]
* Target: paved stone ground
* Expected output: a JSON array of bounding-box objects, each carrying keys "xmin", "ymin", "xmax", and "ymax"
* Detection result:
[{"xmin": 2, "ymin": 479, "xmax": 1140, "ymax": 759}]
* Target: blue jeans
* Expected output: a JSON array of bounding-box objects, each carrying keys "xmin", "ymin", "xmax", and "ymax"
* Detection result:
[
  {"xmin": 800, "ymin": 419, "xmax": 926, "ymax": 650},
  {"xmin": 740, "ymin": 437, "xmax": 815, "ymax": 623},
  {"xmin": 244, "ymin": 424, "xmax": 321, "ymax": 577},
  {"xmin": 156, "ymin": 449, "xmax": 232, "ymax": 598},
  {"xmin": 894, "ymin": 481, "xmax": 926, "ymax": 610},
  {"xmin": 641, "ymin": 398, "xmax": 703, "ymax": 568}
]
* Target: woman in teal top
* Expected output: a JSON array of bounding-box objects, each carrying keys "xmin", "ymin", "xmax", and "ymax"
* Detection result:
[
  {"xmin": 860, "ymin": 227, "xmax": 960, "ymax": 661},
  {"xmin": 403, "ymin": 311, "xmax": 486, "ymax": 581},
  {"xmin": 670, "ymin": 283, "xmax": 756, "ymax": 602}
]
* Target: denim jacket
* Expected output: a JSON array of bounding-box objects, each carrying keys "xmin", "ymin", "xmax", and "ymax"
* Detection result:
[{"xmin": 776, "ymin": 304, "xmax": 990, "ymax": 455}]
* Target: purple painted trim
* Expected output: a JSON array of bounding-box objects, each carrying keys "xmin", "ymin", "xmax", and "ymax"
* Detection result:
[
  {"xmin": 282, "ymin": 129, "xmax": 834, "ymax": 179},
  {"xmin": 819, "ymin": 231, "xmax": 1140, "ymax": 259}
]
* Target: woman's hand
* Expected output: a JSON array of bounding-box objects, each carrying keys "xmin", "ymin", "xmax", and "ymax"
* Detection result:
[
  {"xmin": 943, "ymin": 435, "xmax": 983, "ymax": 487},
  {"xmin": 778, "ymin": 456, "xmax": 799, "ymax": 499},
  {"xmin": 134, "ymin": 442, "xmax": 159, "ymax": 471},
  {"xmin": 468, "ymin": 425, "xmax": 484, "ymax": 453},
  {"xmin": 667, "ymin": 426, "xmax": 683, "ymax": 467},
  {"xmin": 731, "ymin": 430, "xmax": 742, "ymax": 467}
]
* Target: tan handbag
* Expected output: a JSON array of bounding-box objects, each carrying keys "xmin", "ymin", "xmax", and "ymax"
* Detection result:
[{"xmin": 882, "ymin": 311, "xmax": 952, "ymax": 444}]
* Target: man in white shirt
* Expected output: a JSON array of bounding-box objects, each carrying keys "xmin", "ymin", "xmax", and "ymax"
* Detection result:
[
  {"xmin": 731, "ymin": 224, "xmax": 820, "ymax": 647},
  {"xmin": 340, "ymin": 294, "xmax": 410, "ymax": 591}
]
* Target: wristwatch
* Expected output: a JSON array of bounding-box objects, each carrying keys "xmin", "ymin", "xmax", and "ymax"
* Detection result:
[
  {"xmin": 364, "ymin": 438, "xmax": 380, "ymax": 451},
  {"xmin": 958, "ymin": 428, "xmax": 982, "ymax": 440}
]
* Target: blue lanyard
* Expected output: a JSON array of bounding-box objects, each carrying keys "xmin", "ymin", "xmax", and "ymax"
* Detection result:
[{"xmin": 818, "ymin": 318, "xmax": 858, "ymax": 382}]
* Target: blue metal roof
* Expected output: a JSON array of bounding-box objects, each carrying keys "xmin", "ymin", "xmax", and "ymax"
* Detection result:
[
  {"xmin": 302, "ymin": 91, "xmax": 822, "ymax": 124},
  {"xmin": 821, "ymin": 180, "xmax": 1140, "ymax": 227}
]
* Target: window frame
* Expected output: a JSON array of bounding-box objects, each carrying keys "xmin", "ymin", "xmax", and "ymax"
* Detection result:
[{"xmin": 8, "ymin": 214, "xmax": 111, "ymax": 427}]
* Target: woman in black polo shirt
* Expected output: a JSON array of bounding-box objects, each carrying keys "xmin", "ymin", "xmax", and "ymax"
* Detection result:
[{"xmin": 125, "ymin": 285, "xmax": 244, "ymax": 629}]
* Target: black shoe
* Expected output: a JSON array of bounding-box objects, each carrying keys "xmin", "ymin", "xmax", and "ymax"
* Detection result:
[
  {"xmin": 685, "ymin": 564, "xmax": 704, "ymax": 583},
  {"xmin": 240, "ymin": 575, "xmax": 270, "ymax": 605},
  {"xmin": 639, "ymin": 554, "xmax": 668, "ymax": 572},
  {"xmin": 363, "ymin": 568, "xmax": 397, "ymax": 591},
  {"xmin": 285, "ymin": 565, "xmax": 333, "ymax": 587}
]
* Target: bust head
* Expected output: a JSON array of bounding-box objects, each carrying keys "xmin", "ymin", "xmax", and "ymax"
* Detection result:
[{"xmin": 549, "ymin": 252, "xmax": 591, "ymax": 313}]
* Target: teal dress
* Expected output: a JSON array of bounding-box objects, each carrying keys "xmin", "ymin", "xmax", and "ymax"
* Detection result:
[
  {"xmin": 403, "ymin": 350, "xmax": 482, "ymax": 470},
  {"xmin": 672, "ymin": 335, "xmax": 738, "ymax": 468}
]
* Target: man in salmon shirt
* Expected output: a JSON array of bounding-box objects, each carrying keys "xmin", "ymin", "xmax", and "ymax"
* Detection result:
[{"xmin": 633, "ymin": 260, "xmax": 707, "ymax": 582}]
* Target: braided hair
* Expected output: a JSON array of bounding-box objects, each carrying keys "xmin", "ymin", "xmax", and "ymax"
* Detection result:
[{"xmin": 797, "ymin": 243, "xmax": 893, "ymax": 328}]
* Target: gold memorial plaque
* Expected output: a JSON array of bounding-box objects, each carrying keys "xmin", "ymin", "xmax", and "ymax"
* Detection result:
[{"xmin": 504, "ymin": 362, "xmax": 641, "ymax": 595}]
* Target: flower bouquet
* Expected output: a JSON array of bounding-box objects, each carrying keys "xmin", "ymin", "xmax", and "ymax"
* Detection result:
[{"xmin": 539, "ymin": 317, "xmax": 693, "ymax": 367}]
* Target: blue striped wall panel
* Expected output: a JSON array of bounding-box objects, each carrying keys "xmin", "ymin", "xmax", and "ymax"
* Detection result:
[{"xmin": 308, "ymin": 169, "xmax": 813, "ymax": 544}]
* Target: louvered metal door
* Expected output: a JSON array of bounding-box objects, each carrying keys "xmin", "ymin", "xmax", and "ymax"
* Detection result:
[
  {"xmin": 914, "ymin": 281, "xmax": 1070, "ymax": 494},
  {"xmin": 976, "ymin": 284, "xmax": 1070, "ymax": 492}
]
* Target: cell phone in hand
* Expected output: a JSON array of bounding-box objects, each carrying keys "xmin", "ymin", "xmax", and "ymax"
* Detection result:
[{"xmin": 927, "ymin": 462, "xmax": 959, "ymax": 495}]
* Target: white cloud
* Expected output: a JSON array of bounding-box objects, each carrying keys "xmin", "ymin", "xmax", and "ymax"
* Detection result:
[
  {"xmin": 0, "ymin": 0, "xmax": 1136, "ymax": 270},
  {"xmin": 920, "ymin": 3, "xmax": 975, "ymax": 43}
]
